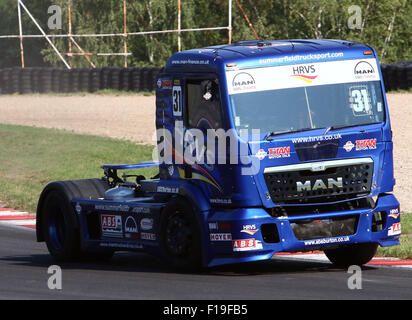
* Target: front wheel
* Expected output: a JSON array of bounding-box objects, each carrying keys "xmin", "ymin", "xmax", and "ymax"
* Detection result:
[
  {"xmin": 42, "ymin": 190, "xmax": 81, "ymax": 262},
  {"xmin": 324, "ymin": 242, "xmax": 378, "ymax": 267},
  {"xmin": 160, "ymin": 198, "xmax": 202, "ymax": 271}
]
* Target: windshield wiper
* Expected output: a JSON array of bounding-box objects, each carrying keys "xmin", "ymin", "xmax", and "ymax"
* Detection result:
[
  {"xmin": 263, "ymin": 127, "xmax": 315, "ymax": 141},
  {"xmin": 328, "ymin": 122, "xmax": 382, "ymax": 132}
]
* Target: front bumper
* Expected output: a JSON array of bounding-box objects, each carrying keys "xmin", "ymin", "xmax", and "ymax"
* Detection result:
[{"xmin": 204, "ymin": 193, "xmax": 400, "ymax": 267}]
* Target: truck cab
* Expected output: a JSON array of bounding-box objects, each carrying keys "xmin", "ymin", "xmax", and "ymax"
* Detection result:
[{"xmin": 36, "ymin": 39, "xmax": 401, "ymax": 269}]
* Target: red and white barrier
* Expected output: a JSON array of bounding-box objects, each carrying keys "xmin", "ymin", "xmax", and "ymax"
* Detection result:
[
  {"xmin": 274, "ymin": 251, "xmax": 412, "ymax": 268},
  {"xmin": 0, "ymin": 208, "xmax": 36, "ymax": 229}
]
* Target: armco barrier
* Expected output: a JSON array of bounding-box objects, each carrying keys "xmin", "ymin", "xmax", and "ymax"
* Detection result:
[{"xmin": 0, "ymin": 62, "xmax": 411, "ymax": 95}]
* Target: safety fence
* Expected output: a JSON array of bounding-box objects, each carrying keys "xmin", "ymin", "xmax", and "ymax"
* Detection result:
[{"xmin": 0, "ymin": 61, "xmax": 411, "ymax": 94}]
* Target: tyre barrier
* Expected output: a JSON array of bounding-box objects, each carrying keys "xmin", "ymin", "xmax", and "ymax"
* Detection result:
[
  {"xmin": 0, "ymin": 66, "xmax": 165, "ymax": 95},
  {"xmin": 60, "ymin": 69, "xmax": 71, "ymax": 93},
  {"xmin": 1, "ymin": 62, "xmax": 409, "ymax": 95},
  {"xmin": 120, "ymin": 68, "xmax": 132, "ymax": 92},
  {"xmin": 41, "ymin": 68, "xmax": 53, "ymax": 93},
  {"xmin": 381, "ymin": 60, "xmax": 412, "ymax": 92},
  {"xmin": 89, "ymin": 68, "xmax": 101, "ymax": 93}
]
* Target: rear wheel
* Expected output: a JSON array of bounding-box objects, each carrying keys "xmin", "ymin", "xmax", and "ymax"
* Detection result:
[
  {"xmin": 160, "ymin": 198, "xmax": 202, "ymax": 271},
  {"xmin": 324, "ymin": 242, "xmax": 378, "ymax": 267},
  {"xmin": 40, "ymin": 179, "xmax": 112, "ymax": 262}
]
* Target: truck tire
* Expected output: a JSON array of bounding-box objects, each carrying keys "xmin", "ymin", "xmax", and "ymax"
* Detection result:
[
  {"xmin": 324, "ymin": 242, "xmax": 378, "ymax": 267},
  {"xmin": 160, "ymin": 197, "xmax": 202, "ymax": 270},
  {"xmin": 38, "ymin": 179, "xmax": 111, "ymax": 262},
  {"xmin": 42, "ymin": 190, "xmax": 81, "ymax": 262}
]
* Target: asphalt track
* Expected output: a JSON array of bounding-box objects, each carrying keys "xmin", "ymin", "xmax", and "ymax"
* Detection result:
[{"xmin": 1, "ymin": 224, "xmax": 412, "ymax": 300}]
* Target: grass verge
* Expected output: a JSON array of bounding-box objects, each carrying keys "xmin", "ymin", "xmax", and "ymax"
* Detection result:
[{"xmin": 0, "ymin": 124, "xmax": 156, "ymax": 213}]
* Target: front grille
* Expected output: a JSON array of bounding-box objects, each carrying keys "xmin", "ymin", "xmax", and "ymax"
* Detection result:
[
  {"xmin": 264, "ymin": 159, "xmax": 373, "ymax": 204},
  {"xmin": 291, "ymin": 215, "xmax": 358, "ymax": 241},
  {"xmin": 267, "ymin": 198, "xmax": 374, "ymax": 217}
]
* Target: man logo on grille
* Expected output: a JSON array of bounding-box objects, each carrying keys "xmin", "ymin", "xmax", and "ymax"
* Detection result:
[{"xmin": 296, "ymin": 177, "xmax": 343, "ymax": 192}]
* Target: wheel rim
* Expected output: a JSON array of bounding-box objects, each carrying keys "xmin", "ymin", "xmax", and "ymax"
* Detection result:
[
  {"xmin": 48, "ymin": 206, "xmax": 66, "ymax": 250},
  {"xmin": 165, "ymin": 210, "xmax": 193, "ymax": 258}
]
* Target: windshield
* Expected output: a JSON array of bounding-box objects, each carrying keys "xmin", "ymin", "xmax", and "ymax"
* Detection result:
[{"xmin": 229, "ymin": 80, "xmax": 385, "ymax": 134}]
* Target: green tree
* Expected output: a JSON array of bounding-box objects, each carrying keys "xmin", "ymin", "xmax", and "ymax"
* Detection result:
[
  {"xmin": 0, "ymin": 0, "xmax": 53, "ymax": 68},
  {"xmin": 1, "ymin": 0, "xmax": 411, "ymax": 68}
]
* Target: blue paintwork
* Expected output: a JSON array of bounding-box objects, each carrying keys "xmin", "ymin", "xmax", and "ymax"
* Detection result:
[
  {"xmin": 72, "ymin": 193, "xmax": 400, "ymax": 267},
  {"xmin": 70, "ymin": 39, "xmax": 400, "ymax": 267},
  {"xmin": 101, "ymin": 161, "xmax": 159, "ymax": 170}
]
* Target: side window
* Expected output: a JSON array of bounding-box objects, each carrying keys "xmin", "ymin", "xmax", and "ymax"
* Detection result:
[{"xmin": 186, "ymin": 79, "xmax": 223, "ymax": 130}]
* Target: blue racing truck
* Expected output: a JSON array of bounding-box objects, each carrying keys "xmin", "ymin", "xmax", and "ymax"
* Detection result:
[{"xmin": 36, "ymin": 39, "xmax": 401, "ymax": 269}]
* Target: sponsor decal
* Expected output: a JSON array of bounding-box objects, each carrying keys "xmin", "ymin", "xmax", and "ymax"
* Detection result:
[
  {"xmin": 291, "ymin": 133, "xmax": 342, "ymax": 144},
  {"xmin": 268, "ymin": 146, "xmax": 290, "ymax": 159},
  {"xmin": 240, "ymin": 224, "xmax": 259, "ymax": 236},
  {"xmin": 140, "ymin": 218, "xmax": 154, "ymax": 231},
  {"xmin": 208, "ymin": 222, "xmax": 218, "ymax": 230},
  {"xmin": 290, "ymin": 64, "xmax": 318, "ymax": 83},
  {"xmin": 232, "ymin": 72, "xmax": 256, "ymax": 92},
  {"xmin": 171, "ymin": 59, "xmax": 210, "ymax": 65},
  {"xmin": 343, "ymin": 141, "xmax": 355, "ymax": 152},
  {"xmin": 100, "ymin": 242, "xmax": 143, "ymax": 249},
  {"xmin": 388, "ymin": 208, "xmax": 400, "ymax": 219},
  {"xmin": 208, "ymin": 221, "xmax": 231, "ymax": 231},
  {"xmin": 132, "ymin": 206, "xmax": 151, "ymax": 214},
  {"xmin": 157, "ymin": 186, "xmax": 179, "ymax": 194},
  {"xmin": 210, "ymin": 233, "xmax": 232, "ymax": 241},
  {"xmin": 232, "ymin": 239, "xmax": 263, "ymax": 252},
  {"xmin": 157, "ymin": 79, "xmax": 172, "ymax": 89},
  {"xmin": 354, "ymin": 61, "xmax": 375, "ymax": 80},
  {"xmin": 125, "ymin": 216, "xmax": 138, "ymax": 233},
  {"xmin": 227, "ymin": 58, "xmax": 380, "ymax": 95},
  {"xmin": 210, "ymin": 198, "xmax": 232, "ymax": 205},
  {"xmin": 355, "ymin": 138, "xmax": 377, "ymax": 151},
  {"xmin": 101, "ymin": 215, "xmax": 123, "ymax": 237},
  {"xmin": 304, "ymin": 236, "xmax": 350, "ymax": 246},
  {"xmin": 258, "ymin": 52, "xmax": 345, "ymax": 65},
  {"xmin": 388, "ymin": 222, "xmax": 401, "ymax": 236},
  {"xmin": 124, "ymin": 216, "xmax": 139, "ymax": 239},
  {"xmin": 255, "ymin": 149, "xmax": 267, "ymax": 160},
  {"xmin": 141, "ymin": 232, "xmax": 157, "ymax": 241},
  {"xmin": 95, "ymin": 204, "xmax": 129, "ymax": 212}
]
